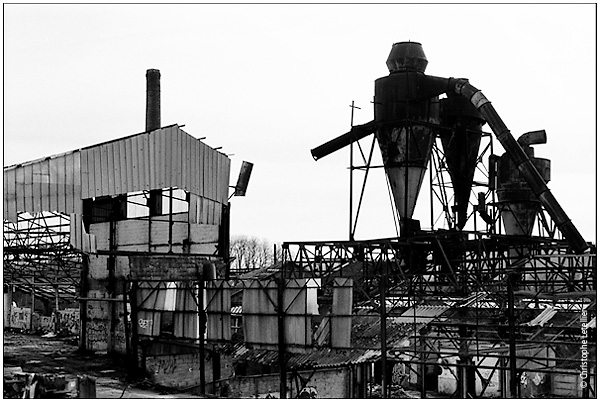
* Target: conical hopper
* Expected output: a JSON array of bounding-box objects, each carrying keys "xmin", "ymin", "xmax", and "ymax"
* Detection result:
[
  {"xmin": 376, "ymin": 125, "xmax": 435, "ymax": 220},
  {"xmin": 374, "ymin": 42, "xmax": 439, "ymax": 225},
  {"xmin": 439, "ymin": 95, "xmax": 485, "ymax": 229}
]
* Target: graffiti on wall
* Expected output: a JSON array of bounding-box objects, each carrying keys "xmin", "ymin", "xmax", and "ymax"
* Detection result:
[
  {"xmin": 8, "ymin": 307, "xmax": 31, "ymax": 330},
  {"xmin": 59, "ymin": 309, "xmax": 79, "ymax": 335},
  {"xmin": 87, "ymin": 320, "xmax": 108, "ymax": 351}
]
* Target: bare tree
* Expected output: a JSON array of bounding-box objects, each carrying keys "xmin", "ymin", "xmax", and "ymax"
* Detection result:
[{"xmin": 230, "ymin": 235, "xmax": 281, "ymax": 271}]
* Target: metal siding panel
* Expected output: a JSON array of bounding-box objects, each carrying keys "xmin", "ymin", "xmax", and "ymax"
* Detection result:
[
  {"xmin": 207, "ymin": 147, "xmax": 213, "ymax": 200},
  {"xmin": 183, "ymin": 132, "xmax": 190, "ymax": 192},
  {"xmin": 125, "ymin": 138, "xmax": 137, "ymax": 192},
  {"xmin": 129, "ymin": 137, "xmax": 140, "ymax": 192},
  {"xmin": 194, "ymin": 139, "xmax": 200, "ymax": 195},
  {"xmin": 79, "ymin": 150, "xmax": 88, "ymax": 200},
  {"xmin": 140, "ymin": 133, "xmax": 150, "ymax": 191},
  {"xmin": 49, "ymin": 157, "xmax": 62, "ymax": 212},
  {"xmin": 99, "ymin": 144, "xmax": 109, "ymax": 196},
  {"xmin": 148, "ymin": 132, "xmax": 156, "ymax": 189},
  {"xmin": 83, "ymin": 150, "xmax": 96, "ymax": 198},
  {"xmin": 15, "ymin": 166, "xmax": 25, "ymax": 213},
  {"xmin": 195, "ymin": 140, "xmax": 202, "ymax": 196},
  {"xmin": 116, "ymin": 139, "xmax": 126, "ymax": 194},
  {"xmin": 23, "ymin": 163, "xmax": 34, "ymax": 212},
  {"xmin": 73, "ymin": 151, "xmax": 82, "ymax": 214},
  {"xmin": 93, "ymin": 146, "xmax": 102, "ymax": 197},
  {"xmin": 55, "ymin": 156, "xmax": 68, "ymax": 214},
  {"xmin": 64, "ymin": 154, "xmax": 74, "ymax": 213},
  {"xmin": 5, "ymin": 168, "xmax": 17, "ymax": 219},
  {"xmin": 224, "ymin": 157, "xmax": 231, "ymax": 204},
  {"xmin": 107, "ymin": 144, "xmax": 117, "ymax": 195},
  {"xmin": 202, "ymin": 143, "xmax": 209, "ymax": 198},
  {"xmin": 159, "ymin": 130, "xmax": 167, "ymax": 189},
  {"xmin": 40, "ymin": 159, "xmax": 51, "ymax": 211},
  {"xmin": 171, "ymin": 127, "xmax": 179, "ymax": 189},
  {"xmin": 113, "ymin": 142, "xmax": 122, "ymax": 195},
  {"xmin": 31, "ymin": 162, "xmax": 43, "ymax": 211}
]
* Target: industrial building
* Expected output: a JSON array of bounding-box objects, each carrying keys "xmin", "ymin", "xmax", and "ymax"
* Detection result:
[{"xmin": 3, "ymin": 43, "xmax": 596, "ymax": 398}]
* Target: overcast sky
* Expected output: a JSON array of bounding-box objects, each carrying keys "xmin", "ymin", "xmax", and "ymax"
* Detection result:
[{"xmin": 4, "ymin": 3, "xmax": 596, "ymax": 245}]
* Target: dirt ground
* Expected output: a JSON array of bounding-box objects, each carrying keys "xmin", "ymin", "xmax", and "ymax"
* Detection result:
[{"xmin": 3, "ymin": 330, "xmax": 201, "ymax": 399}]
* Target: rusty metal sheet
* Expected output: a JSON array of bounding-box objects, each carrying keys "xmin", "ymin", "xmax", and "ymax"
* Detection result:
[{"xmin": 206, "ymin": 280, "xmax": 232, "ymax": 342}]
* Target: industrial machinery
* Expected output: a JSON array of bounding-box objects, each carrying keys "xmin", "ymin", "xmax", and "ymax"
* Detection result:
[
  {"xmin": 285, "ymin": 42, "xmax": 596, "ymax": 398},
  {"xmin": 311, "ymin": 41, "xmax": 587, "ymax": 254}
]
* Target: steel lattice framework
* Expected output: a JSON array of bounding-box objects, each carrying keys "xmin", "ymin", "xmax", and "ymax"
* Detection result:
[{"xmin": 3, "ymin": 212, "xmax": 82, "ymax": 303}]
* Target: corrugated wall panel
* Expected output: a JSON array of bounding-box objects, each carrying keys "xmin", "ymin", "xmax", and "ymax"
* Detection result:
[
  {"xmin": 81, "ymin": 149, "xmax": 89, "ymax": 199},
  {"xmin": 93, "ymin": 146, "xmax": 102, "ymax": 197},
  {"xmin": 65, "ymin": 153, "xmax": 75, "ymax": 214},
  {"xmin": 15, "ymin": 165, "xmax": 26, "ymax": 213},
  {"xmin": 148, "ymin": 133, "xmax": 156, "ymax": 190},
  {"xmin": 196, "ymin": 141, "xmax": 203, "ymax": 196},
  {"xmin": 73, "ymin": 152, "xmax": 82, "ymax": 215},
  {"xmin": 31, "ymin": 162, "xmax": 43, "ymax": 212},
  {"xmin": 40, "ymin": 159, "xmax": 50, "ymax": 212},
  {"xmin": 23, "ymin": 163, "xmax": 34, "ymax": 212},
  {"xmin": 140, "ymin": 133, "xmax": 150, "ymax": 191},
  {"xmin": 107, "ymin": 144, "xmax": 116, "ymax": 195},
  {"xmin": 5, "ymin": 168, "xmax": 17, "ymax": 221},
  {"xmin": 117, "ymin": 139, "xmax": 127, "ymax": 195},
  {"xmin": 49, "ymin": 157, "xmax": 62, "ymax": 213},
  {"xmin": 202, "ymin": 142, "xmax": 209, "ymax": 200},
  {"xmin": 112, "ymin": 142, "xmax": 122, "ymax": 195},
  {"xmin": 126, "ymin": 136, "xmax": 136, "ymax": 194},
  {"xmin": 171, "ymin": 127, "xmax": 180, "ymax": 190},
  {"xmin": 100, "ymin": 144, "xmax": 110, "ymax": 196}
]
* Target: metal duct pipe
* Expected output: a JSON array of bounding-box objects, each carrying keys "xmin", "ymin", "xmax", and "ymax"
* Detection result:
[
  {"xmin": 311, "ymin": 121, "xmax": 376, "ymax": 160},
  {"xmin": 452, "ymin": 78, "xmax": 588, "ymax": 254},
  {"xmin": 146, "ymin": 69, "xmax": 161, "ymax": 132}
]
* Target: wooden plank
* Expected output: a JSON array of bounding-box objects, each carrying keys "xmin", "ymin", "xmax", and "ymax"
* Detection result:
[
  {"xmin": 73, "ymin": 152, "xmax": 82, "ymax": 215},
  {"xmin": 23, "ymin": 163, "xmax": 34, "ymax": 212}
]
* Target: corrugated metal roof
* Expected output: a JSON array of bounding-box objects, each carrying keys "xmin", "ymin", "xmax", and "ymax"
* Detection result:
[
  {"xmin": 525, "ymin": 307, "xmax": 557, "ymax": 327},
  {"xmin": 394, "ymin": 305, "xmax": 449, "ymax": 324},
  {"xmin": 230, "ymin": 342, "xmax": 380, "ymax": 369},
  {"xmin": 4, "ymin": 125, "xmax": 230, "ymax": 222}
]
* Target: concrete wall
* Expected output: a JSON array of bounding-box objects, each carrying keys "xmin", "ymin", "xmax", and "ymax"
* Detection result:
[
  {"xmin": 5, "ymin": 306, "xmax": 80, "ymax": 335},
  {"xmin": 227, "ymin": 367, "xmax": 350, "ymax": 398},
  {"xmin": 141, "ymin": 342, "xmax": 233, "ymax": 390}
]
